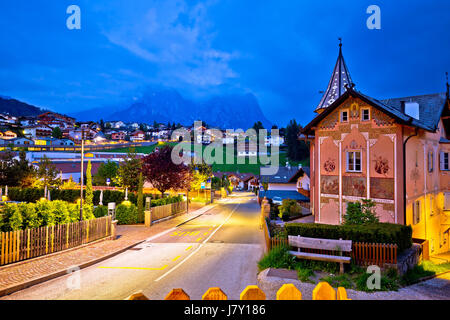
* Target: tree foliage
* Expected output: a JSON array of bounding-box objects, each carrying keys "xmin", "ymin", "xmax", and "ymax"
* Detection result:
[
  {"xmin": 344, "ymin": 199, "xmax": 379, "ymax": 225},
  {"xmin": 189, "ymin": 163, "xmax": 212, "ymax": 191},
  {"xmin": 285, "ymin": 119, "xmax": 309, "ymax": 162},
  {"xmin": 0, "ymin": 150, "xmax": 36, "ymax": 187},
  {"xmin": 34, "ymin": 155, "xmax": 60, "ymax": 189},
  {"xmin": 116, "ymin": 149, "xmax": 142, "ymax": 191},
  {"xmin": 93, "ymin": 160, "xmax": 118, "ymax": 186},
  {"xmin": 52, "ymin": 127, "xmax": 63, "ymax": 139},
  {"xmin": 142, "ymin": 146, "xmax": 192, "ymax": 194}
]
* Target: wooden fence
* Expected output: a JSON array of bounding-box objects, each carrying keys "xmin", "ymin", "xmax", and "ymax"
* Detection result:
[
  {"xmin": 0, "ymin": 215, "xmax": 112, "ymax": 266},
  {"xmin": 151, "ymin": 201, "xmax": 187, "ymax": 221},
  {"xmin": 262, "ymin": 219, "xmax": 398, "ymax": 266}
]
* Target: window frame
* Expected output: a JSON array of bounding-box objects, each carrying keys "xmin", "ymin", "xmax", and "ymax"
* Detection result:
[
  {"xmin": 340, "ymin": 110, "xmax": 349, "ymax": 123},
  {"xmin": 440, "ymin": 151, "xmax": 450, "ymax": 171},
  {"xmin": 361, "ymin": 108, "xmax": 370, "ymax": 121},
  {"xmin": 413, "ymin": 200, "xmax": 421, "ymax": 225},
  {"xmin": 428, "ymin": 151, "xmax": 434, "ymax": 172},
  {"xmin": 346, "ymin": 150, "xmax": 362, "ymax": 173}
]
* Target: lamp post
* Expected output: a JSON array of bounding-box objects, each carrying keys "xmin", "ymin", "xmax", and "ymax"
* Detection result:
[{"xmin": 80, "ymin": 128, "xmax": 85, "ymax": 220}]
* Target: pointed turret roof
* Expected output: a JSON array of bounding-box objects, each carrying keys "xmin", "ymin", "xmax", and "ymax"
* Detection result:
[{"xmin": 315, "ymin": 39, "xmax": 353, "ymax": 113}]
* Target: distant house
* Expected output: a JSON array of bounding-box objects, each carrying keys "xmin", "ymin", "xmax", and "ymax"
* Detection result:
[
  {"xmin": 259, "ymin": 164, "xmax": 310, "ymax": 205},
  {"xmin": 38, "ymin": 112, "xmax": 75, "ymax": 129},
  {"xmin": 11, "ymin": 137, "xmax": 33, "ymax": 145},
  {"xmin": 264, "ymin": 135, "xmax": 285, "ymax": 147},
  {"xmin": 237, "ymin": 143, "xmax": 258, "ymax": 157},
  {"xmin": 23, "ymin": 124, "xmax": 52, "ymax": 138},
  {"xmin": 0, "ymin": 130, "xmax": 18, "ymax": 140},
  {"xmin": 130, "ymin": 130, "xmax": 145, "ymax": 142},
  {"xmin": 93, "ymin": 132, "xmax": 107, "ymax": 144},
  {"xmin": 213, "ymin": 172, "xmax": 258, "ymax": 190},
  {"xmin": 111, "ymin": 131, "xmax": 126, "ymax": 141}
]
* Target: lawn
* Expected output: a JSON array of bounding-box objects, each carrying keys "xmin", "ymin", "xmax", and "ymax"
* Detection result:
[{"xmin": 103, "ymin": 142, "xmax": 309, "ymax": 175}]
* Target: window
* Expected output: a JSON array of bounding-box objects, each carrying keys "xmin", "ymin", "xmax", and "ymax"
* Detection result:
[
  {"xmin": 440, "ymin": 152, "xmax": 450, "ymax": 171},
  {"xmin": 413, "ymin": 200, "xmax": 421, "ymax": 225},
  {"xmin": 361, "ymin": 109, "xmax": 370, "ymax": 121},
  {"xmin": 346, "ymin": 151, "xmax": 362, "ymax": 172},
  {"xmin": 428, "ymin": 151, "xmax": 434, "ymax": 172},
  {"xmin": 341, "ymin": 110, "xmax": 348, "ymax": 122}
]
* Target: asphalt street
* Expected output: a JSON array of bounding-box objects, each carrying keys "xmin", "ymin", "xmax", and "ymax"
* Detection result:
[{"xmin": 1, "ymin": 192, "xmax": 265, "ymax": 300}]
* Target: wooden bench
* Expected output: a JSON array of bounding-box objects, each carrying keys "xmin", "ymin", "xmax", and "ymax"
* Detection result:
[{"xmin": 288, "ymin": 235, "xmax": 352, "ymax": 274}]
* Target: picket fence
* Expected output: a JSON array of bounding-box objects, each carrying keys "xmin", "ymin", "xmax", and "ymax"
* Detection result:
[
  {"xmin": 263, "ymin": 218, "xmax": 398, "ymax": 267},
  {"xmin": 151, "ymin": 201, "xmax": 187, "ymax": 221},
  {"xmin": 0, "ymin": 215, "xmax": 112, "ymax": 266}
]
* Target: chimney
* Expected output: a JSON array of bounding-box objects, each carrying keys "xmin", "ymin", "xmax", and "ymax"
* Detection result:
[{"xmin": 400, "ymin": 101, "xmax": 406, "ymax": 113}]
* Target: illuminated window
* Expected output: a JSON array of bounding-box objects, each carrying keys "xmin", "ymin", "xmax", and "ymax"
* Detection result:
[
  {"xmin": 341, "ymin": 110, "xmax": 348, "ymax": 122},
  {"xmin": 346, "ymin": 151, "xmax": 362, "ymax": 172},
  {"xmin": 361, "ymin": 109, "xmax": 370, "ymax": 121},
  {"xmin": 413, "ymin": 200, "xmax": 421, "ymax": 224}
]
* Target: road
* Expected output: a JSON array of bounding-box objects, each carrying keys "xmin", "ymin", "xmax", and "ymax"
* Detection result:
[{"xmin": 1, "ymin": 192, "xmax": 265, "ymax": 300}]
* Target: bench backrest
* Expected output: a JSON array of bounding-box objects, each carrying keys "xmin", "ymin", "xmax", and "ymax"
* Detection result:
[{"xmin": 288, "ymin": 235, "xmax": 352, "ymax": 252}]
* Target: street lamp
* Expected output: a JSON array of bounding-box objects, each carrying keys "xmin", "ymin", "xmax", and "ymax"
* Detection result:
[{"xmin": 80, "ymin": 128, "xmax": 85, "ymax": 220}]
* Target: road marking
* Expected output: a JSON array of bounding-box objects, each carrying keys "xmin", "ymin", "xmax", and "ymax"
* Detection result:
[
  {"xmin": 196, "ymin": 237, "xmax": 202, "ymax": 242},
  {"xmin": 98, "ymin": 265, "xmax": 168, "ymax": 271},
  {"xmin": 172, "ymin": 256, "xmax": 181, "ymax": 262},
  {"xmin": 208, "ymin": 228, "xmax": 213, "ymax": 231},
  {"xmin": 154, "ymin": 202, "xmax": 240, "ymax": 282},
  {"xmin": 203, "ymin": 232, "xmax": 209, "ymax": 236},
  {"xmin": 185, "ymin": 246, "xmax": 192, "ymax": 251}
]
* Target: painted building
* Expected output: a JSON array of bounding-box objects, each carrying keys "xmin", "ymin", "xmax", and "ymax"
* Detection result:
[{"xmin": 302, "ymin": 43, "xmax": 450, "ymax": 256}]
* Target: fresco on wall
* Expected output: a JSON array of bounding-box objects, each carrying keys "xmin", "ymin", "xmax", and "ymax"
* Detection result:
[
  {"xmin": 373, "ymin": 155, "xmax": 390, "ymax": 175},
  {"xmin": 321, "ymin": 175, "xmax": 339, "ymax": 195},
  {"xmin": 323, "ymin": 158, "xmax": 336, "ymax": 173},
  {"xmin": 370, "ymin": 177, "xmax": 395, "ymax": 200},
  {"xmin": 342, "ymin": 176, "xmax": 366, "ymax": 197}
]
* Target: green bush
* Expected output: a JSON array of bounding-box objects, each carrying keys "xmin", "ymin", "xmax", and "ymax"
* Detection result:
[
  {"xmin": 115, "ymin": 203, "xmax": 138, "ymax": 225},
  {"xmin": 344, "ymin": 199, "xmax": 379, "ymax": 225},
  {"xmin": 285, "ymin": 222, "xmax": 412, "ymax": 252},
  {"xmin": 278, "ymin": 199, "xmax": 301, "ymax": 221},
  {"xmin": 257, "ymin": 245, "xmax": 296, "ymax": 271},
  {"xmin": 93, "ymin": 205, "xmax": 108, "ymax": 218}
]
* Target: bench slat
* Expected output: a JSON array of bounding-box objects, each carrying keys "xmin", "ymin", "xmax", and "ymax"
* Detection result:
[
  {"xmin": 288, "ymin": 235, "xmax": 352, "ymax": 252},
  {"xmin": 289, "ymin": 251, "xmax": 351, "ymax": 263}
]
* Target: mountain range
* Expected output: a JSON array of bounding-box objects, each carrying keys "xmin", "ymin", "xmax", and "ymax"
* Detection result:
[
  {"xmin": 0, "ymin": 87, "xmax": 272, "ymax": 129},
  {"xmin": 72, "ymin": 87, "xmax": 271, "ymax": 129}
]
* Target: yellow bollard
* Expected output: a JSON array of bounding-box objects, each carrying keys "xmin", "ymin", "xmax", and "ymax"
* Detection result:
[
  {"xmin": 165, "ymin": 288, "xmax": 190, "ymax": 300},
  {"xmin": 202, "ymin": 287, "xmax": 228, "ymax": 300},
  {"xmin": 126, "ymin": 291, "xmax": 149, "ymax": 300},
  {"xmin": 240, "ymin": 285, "xmax": 266, "ymax": 300},
  {"xmin": 312, "ymin": 282, "xmax": 336, "ymax": 300},
  {"xmin": 337, "ymin": 287, "xmax": 351, "ymax": 300},
  {"xmin": 276, "ymin": 284, "xmax": 302, "ymax": 300}
]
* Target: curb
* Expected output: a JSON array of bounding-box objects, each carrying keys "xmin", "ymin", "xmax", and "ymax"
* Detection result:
[{"xmin": 0, "ymin": 240, "xmax": 145, "ymax": 298}]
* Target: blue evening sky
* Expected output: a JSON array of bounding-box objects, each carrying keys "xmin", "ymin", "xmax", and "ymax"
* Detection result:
[{"xmin": 0, "ymin": 0, "xmax": 449, "ymax": 127}]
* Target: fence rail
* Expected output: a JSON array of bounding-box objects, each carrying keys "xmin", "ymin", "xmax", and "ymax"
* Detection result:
[
  {"xmin": 151, "ymin": 201, "xmax": 187, "ymax": 221},
  {"xmin": 0, "ymin": 215, "xmax": 112, "ymax": 266},
  {"xmin": 262, "ymin": 217, "xmax": 398, "ymax": 267}
]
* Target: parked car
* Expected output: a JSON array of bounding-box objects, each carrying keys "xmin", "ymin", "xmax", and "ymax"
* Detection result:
[{"xmin": 272, "ymin": 196, "xmax": 283, "ymax": 205}]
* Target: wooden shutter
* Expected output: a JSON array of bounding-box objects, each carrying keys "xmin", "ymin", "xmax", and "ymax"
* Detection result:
[{"xmin": 440, "ymin": 151, "xmax": 445, "ymax": 171}]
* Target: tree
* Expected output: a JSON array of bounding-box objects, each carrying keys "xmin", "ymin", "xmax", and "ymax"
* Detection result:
[
  {"xmin": 285, "ymin": 119, "xmax": 309, "ymax": 162},
  {"xmin": 99, "ymin": 119, "xmax": 105, "ymax": 131},
  {"xmin": 0, "ymin": 150, "xmax": 35, "ymax": 187},
  {"xmin": 137, "ymin": 172, "xmax": 144, "ymax": 222},
  {"xmin": 116, "ymin": 149, "xmax": 142, "ymax": 191},
  {"xmin": 93, "ymin": 160, "xmax": 118, "ymax": 186},
  {"xmin": 85, "ymin": 160, "xmax": 93, "ymax": 207},
  {"xmin": 142, "ymin": 146, "xmax": 192, "ymax": 195},
  {"xmin": 52, "ymin": 127, "xmax": 63, "ymax": 139},
  {"xmin": 343, "ymin": 199, "xmax": 379, "ymax": 225},
  {"xmin": 252, "ymin": 121, "xmax": 264, "ymax": 131},
  {"xmin": 34, "ymin": 155, "xmax": 60, "ymax": 189},
  {"xmin": 189, "ymin": 163, "xmax": 212, "ymax": 191}
]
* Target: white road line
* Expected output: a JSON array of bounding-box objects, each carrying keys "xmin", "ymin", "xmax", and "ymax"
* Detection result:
[{"xmin": 154, "ymin": 202, "xmax": 240, "ymax": 282}]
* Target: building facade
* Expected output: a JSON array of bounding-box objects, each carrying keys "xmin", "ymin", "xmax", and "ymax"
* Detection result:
[{"xmin": 302, "ymin": 43, "xmax": 450, "ymax": 256}]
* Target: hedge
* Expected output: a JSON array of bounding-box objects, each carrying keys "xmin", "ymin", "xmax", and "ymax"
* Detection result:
[
  {"xmin": 0, "ymin": 200, "xmax": 95, "ymax": 232},
  {"xmin": 7, "ymin": 188, "xmax": 183, "ymax": 208},
  {"xmin": 115, "ymin": 203, "xmax": 138, "ymax": 225},
  {"xmin": 285, "ymin": 222, "xmax": 412, "ymax": 252}
]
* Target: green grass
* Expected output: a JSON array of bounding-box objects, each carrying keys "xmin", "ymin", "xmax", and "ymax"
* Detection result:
[
  {"xmin": 104, "ymin": 142, "xmax": 310, "ymax": 175},
  {"xmin": 400, "ymin": 260, "xmax": 450, "ymax": 286}
]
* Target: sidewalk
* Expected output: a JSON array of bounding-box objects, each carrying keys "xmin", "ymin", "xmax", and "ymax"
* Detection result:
[{"xmin": 0, "ymin": 202, "xmax": 216, "ymax": 297}]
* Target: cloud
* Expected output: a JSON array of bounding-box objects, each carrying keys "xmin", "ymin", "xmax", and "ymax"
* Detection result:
[{"xmin": 103, "ymin": 0, "xmax": 238, "ymax": 89}]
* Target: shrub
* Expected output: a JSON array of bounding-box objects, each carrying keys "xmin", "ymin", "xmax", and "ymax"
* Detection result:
[
  {"xmin": 344, "ymin": 199, "xmax": 379, "ymax": 225},
  {"xmin": 285, "ymin": 222, "xmax": 412, "ymax": 252},
  {"xmin": 115, "ymin": 203, "xmax": 138, "ymax": 225},
  {"xmin": 93, "ymin": 206, "xmax": 108, "ymax": 218},
  {"xmin": 278, "ymin": 199, "xmax": 301, "ymax": 221}
]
